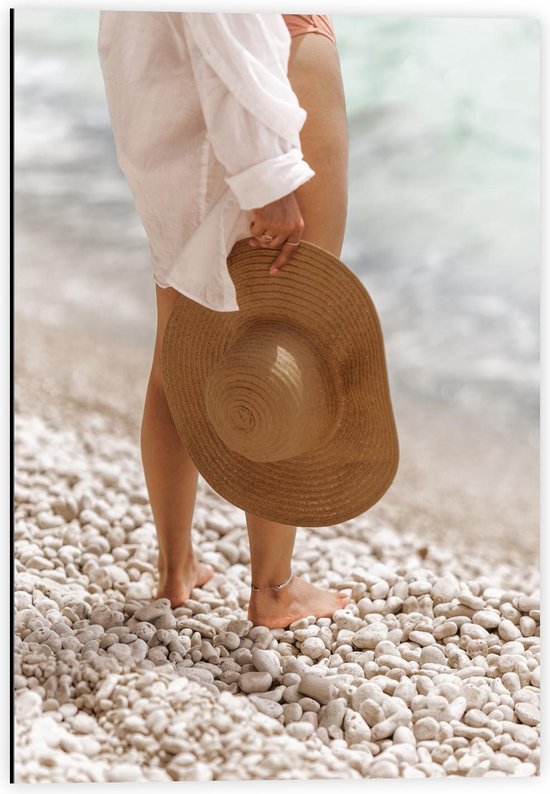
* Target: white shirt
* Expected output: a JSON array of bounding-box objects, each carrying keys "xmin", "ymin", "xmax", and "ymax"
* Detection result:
[{"xmin": 97, "ymin": 12, "xmax": 316, "ymax": 312}]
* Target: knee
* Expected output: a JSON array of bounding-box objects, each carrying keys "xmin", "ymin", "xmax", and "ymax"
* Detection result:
[
  {"xmin": 147, "ymin": 358, "xmax": 168, "ymax": 397},
  {"xmin": 143, "ymin": 365, "xmax": 180, "ymax": 428}
]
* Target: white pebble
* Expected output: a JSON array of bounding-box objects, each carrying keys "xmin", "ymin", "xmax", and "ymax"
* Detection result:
[
  {"xmin": 107, "ymin": 764, "xmax": 144, "ymax": 782},
  {"xmin": 298, "ymin": 673, "xmax": 336, "ymax": 705},
  {"xmin": 498, "ymin": 620, "xmax": 522, "ymax": 641},
  {"xmin": 409, "ymin": 630, "xmax": 436, "ymax": 647},
  {"xmin": 515, "ymin": 702, "xmax": 540, "ymax": 727},
  {"xmin": 239, "ymin": 672, "xmax": 272, "ymax": 693},
  {"xmin": 352, "ymin": 623, "xmax": 388, "ymax": 650},
  {"xmin": 301, "ymin": 637, "xmax": 327, "ymax": 660}
]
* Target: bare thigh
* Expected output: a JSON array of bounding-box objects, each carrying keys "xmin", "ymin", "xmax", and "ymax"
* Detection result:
[{"xmin": 287, "ymin": 32, "xmax": 349, "ymax": 257}]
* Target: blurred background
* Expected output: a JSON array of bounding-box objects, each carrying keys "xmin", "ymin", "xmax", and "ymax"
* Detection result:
[{"xmin": 14, "ymin": 11, "xmax": 540, "ymax": 562}]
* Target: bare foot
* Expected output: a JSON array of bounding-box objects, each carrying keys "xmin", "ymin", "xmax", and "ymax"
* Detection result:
[
  {"xmin": 248, "ymin": 575, "xmax": 352, "ymax": 629},
  {"xmin": 155, "ymin": 556, "xmax": 215, "ymax": 608}
]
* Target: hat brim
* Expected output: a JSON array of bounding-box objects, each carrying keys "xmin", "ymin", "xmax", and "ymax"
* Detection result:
[{"xmin": 161, "ymin": 238, "xmax": 399, "ymax": 527}]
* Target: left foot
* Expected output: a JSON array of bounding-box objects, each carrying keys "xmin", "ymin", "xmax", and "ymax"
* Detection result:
[
  {"xmin": 155, "ymin": 557, "xmax": 215, "ymax": 608},
  {"xmin": 248, "ymin": 574, "xmax": 352, "ymax": 629}
]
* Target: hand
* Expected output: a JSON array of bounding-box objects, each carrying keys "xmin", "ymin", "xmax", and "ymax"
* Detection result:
[{"xmin": 248, "ymin": 191, "xmax": 304, "ymax": 275}]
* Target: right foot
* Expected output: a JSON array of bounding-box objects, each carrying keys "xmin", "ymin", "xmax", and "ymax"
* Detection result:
[
  {"xmin": 248, "ymin": 574, "xmax": 351, "ymax": 629},
  {"xmin": 155, "ymin": 557, "xmax": 215, "ymax": 608}
]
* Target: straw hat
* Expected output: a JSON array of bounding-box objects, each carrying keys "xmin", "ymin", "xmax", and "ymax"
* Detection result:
[{"xmin": 161, "ymin": 238, "xmax": 399, "ymax": 527}]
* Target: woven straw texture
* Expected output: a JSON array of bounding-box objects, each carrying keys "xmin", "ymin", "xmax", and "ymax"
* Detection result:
[{"xmin": 161, "ymin": 238, "xmax": 399, "ymax": 527}]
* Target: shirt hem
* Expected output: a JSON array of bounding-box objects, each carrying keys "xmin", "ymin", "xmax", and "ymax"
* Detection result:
[{"xmin": 153, "ymin": 273, "xmax": 240, "ymax": 314}]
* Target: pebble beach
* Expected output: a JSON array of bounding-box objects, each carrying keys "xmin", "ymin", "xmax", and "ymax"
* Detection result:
[
  {"xmin": 13, "ymin": 312, "xmax": 540, "ymax": 782},
  {"xmin": 13, "ymin": 9, "xmax": 541, "ymax": 784}
]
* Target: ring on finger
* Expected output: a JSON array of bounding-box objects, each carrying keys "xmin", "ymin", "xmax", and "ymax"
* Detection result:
[
  {"xmin": 261, "ymin": 233, "xmax": 274, "ymax": 244},
  {"xmin": 284, "ymin": 240, "xmax": 300, "ymax": 246}
]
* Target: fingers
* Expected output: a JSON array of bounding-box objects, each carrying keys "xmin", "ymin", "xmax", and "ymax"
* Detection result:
[
  {"xmin": 248, "ymin": 205, "xmax": 301, "ymax": 249},
  {"xmin": 248, "ymin": 229, "xmax": 287, "ymax": 250},
  {"xmin": 248, "ymin": 231, "xmax": 302, "ymax": 274},
  {"xmin": 247, "ymin": 197, "xmax": 304, "ymax": 274},
  {"xmin": 248, "ymin": 221, "xmax": 290, "ymax": 249},
  {"xmin": 249, "ymin": 217, "xmax": 278, "ymax": 245},
  {"xmin": 247, "ymin": 225, "xmax": 303, "ymax": 275},
  {"xmin": 269, "ymin": 240, "xmax": 301, "ymax": 275}
]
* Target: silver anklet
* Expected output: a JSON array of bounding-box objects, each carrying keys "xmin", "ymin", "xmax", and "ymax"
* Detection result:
[{"xmin": 250, "ymin": 571, "xmax": 293, "ymax": 592}]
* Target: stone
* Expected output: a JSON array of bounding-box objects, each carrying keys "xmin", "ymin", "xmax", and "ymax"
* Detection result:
[
  {"xmin": 352, "ymin": 623, "xmax": 388, "ymax": 650},
  {"xmin": 409, "ymin": 630, "xmax": 436, "ymax": 647},
  {"xmin": 301, "ymin": 637, "xmax": 327, "ymax": 660},
  {"xmin": 251, "ymin": 648, "xmax": 281, "ymax": 680},
  {"xmin": 286, "ymin": 722, "xmax": 315, "ymax": 740},
  {"xmin": 248, "ymin": 695, "xmax": 283, "ymax": 719},
  {"xmin": 90, "ymin": 606, "xmax": 125, "ymax": 629},
  {"xmin": 498, "ymin": 620, "xmax": 522, "ymax": 642},
  {"xmin": 371, "ymin": 710, "xmax": 412, "ymax": 741},
  {"xmin": 319, "ymin": 698, "xmax": 347, "ymax": 730},
  {"xmin": 368, "ymin": 759, "xmax": 399, "ymax": 778},
  {"xmin": 513, "ymin": 725, "xmax": 538, "ymax": 748},
  {"xmin": 431, "ymin": 577, "xmax": 458, "ymax": 603},
  {"xmin": 359, "ymin": 699, "xmax": 384, "ymax": 727},
  {"xmin": 16, "ymin": 690, "xmax": 43, "ymax": 720},
  {"xmin": 225, "ymin": 619, "xmax": 253, "ymax": 637},
  {"xmin": 239, "ymin": 672, "xmax": 272, "ymax": 693},
  {"xmin": 408, "ymin": 580, "xmax": 432, "ymax": 596},
  {"xmin": 420, "ymin": 646, "xmax": 446, "ymax": 665},
  {"xmin": 433, "ymin": 621, "xmax": 458, "ymax": 640},
  {"xmin": 71, "ymin": 714, "xmax": 97, "ymax": 734},
  {"xmin": 344, "ymin": 711, "xmax": 371, "ymax": 744},
  {"xmin": 516, "ymin": 596, "xmax": 539, "ymax": 613},
  {"xmin": 414, "ymin": 716, "xmax": 439, "ymax": 741},
  {"xmin": 107, "ymin": 643, "xmax": 132, "ymax": 661},
  {"xmin": 333, "ymin": 610, "xmax": 363, "ymax": 632},
  {"xmin": 297, "ymin": 673, "xmax": 336, "ymax": 705},
  {"xmin": 107, "ymin": 764, "xmax": 144, "ymax": 782},
  {"xmin": 217, "ymin": 631, "xmax": 241, "ymax": 651},
  {"xmin": 515, "ymin": 702, "xmax": 540, "ymax": 727},
  {"xmin": 393, "ymin": 726, "xmax": 416, "ymax": 745}
]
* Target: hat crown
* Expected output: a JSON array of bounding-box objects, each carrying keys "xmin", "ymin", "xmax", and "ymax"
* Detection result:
[{"xmin": 204, "ymin": 322, "xmax": 334, "ymax": 463}]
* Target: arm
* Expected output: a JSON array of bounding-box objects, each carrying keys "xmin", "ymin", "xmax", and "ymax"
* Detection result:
[{"xmin": 169, "ymin": 12, "xmax": 315, "ymax": 210}]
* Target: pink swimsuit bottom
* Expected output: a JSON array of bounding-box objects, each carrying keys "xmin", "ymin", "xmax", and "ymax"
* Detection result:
[{"xmin": 281, "ymin": 14, "xmax": 336, "ymax": 46}]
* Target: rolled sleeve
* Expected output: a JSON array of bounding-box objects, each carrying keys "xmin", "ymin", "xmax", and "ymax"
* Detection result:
[
  {"xmin": 171, "ymin": 12, "xmax": 316, "ymax": 210},
  {"xmin": 225, "ymin": 146, "xmax": 315, "ymax": 210}
]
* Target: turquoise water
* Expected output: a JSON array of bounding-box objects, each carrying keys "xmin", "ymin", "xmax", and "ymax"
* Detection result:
[{"xmin": 15, "ymin": 11, "xmax": 539, "ymax": 436}]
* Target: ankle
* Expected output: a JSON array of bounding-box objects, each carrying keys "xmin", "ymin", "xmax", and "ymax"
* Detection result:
[
  {"xmin": 250, "ymin": 570, "xmax": 293, "ymax": 594},
  {"xmin": 157, "ymin": 551, "xmax": 197, "ymax": 576}
]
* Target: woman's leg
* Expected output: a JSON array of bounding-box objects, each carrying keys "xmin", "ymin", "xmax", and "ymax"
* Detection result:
[
  {"xmin": 246, "ymin": 31, "xmax": 351, "ymax": 628},
  {"xmin": 141, "ymin": 283, "xmax": 214, "ymax": 606}
]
